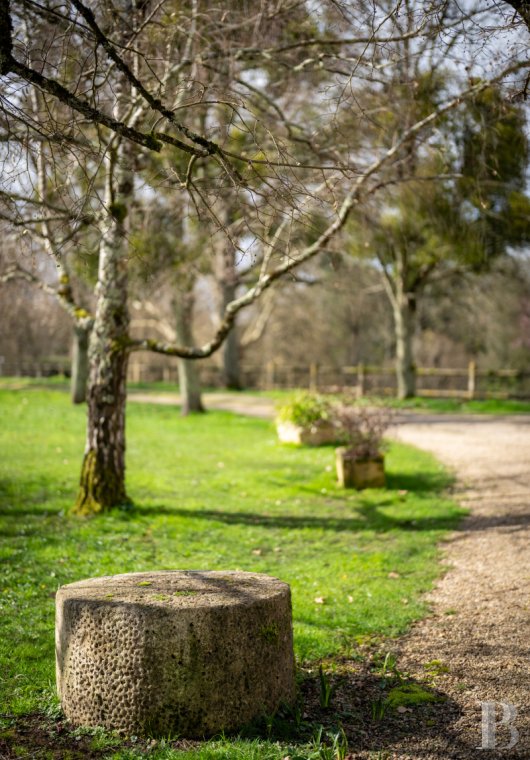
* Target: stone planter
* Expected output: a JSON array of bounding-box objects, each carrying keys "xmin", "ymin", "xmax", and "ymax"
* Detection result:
[
  {"xmin": 276, "ymin": 420, "xmax": 340, "ymax": 446},
  {"xmin": 335, "ymin": 447, "xmax": 385, "ymax": 489},
  {"xmin": 56, "ymin": 571, "xmax": 295, "ymax": 738}
]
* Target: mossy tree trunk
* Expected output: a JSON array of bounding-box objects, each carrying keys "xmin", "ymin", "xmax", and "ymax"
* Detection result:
[
  {"xmin": 73, "ymin": 191, "xmax": 131, "ymax": 514},
  {"xmin": 173, "ymin": 288, "xmax": 204, "ymax": 415},
  {"xmin": 72, "ymin": 4, "xmax": 141, "ymax": 516},
  {"xmin": 71, "ymin": 322, "xmax": 91, "ymax": 404},
  {"xmin": 73, "ymin": 114, "xmax": 134, "ymax": 515}
]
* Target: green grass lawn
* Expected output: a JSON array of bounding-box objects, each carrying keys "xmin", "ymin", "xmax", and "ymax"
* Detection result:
[
  {"xmin": 384, "ymin": 395, "xmax": 530, "ymax": 414},
  {"xmin": 0, "ymin": 387, "xmax": 464, "ymax": 758}
]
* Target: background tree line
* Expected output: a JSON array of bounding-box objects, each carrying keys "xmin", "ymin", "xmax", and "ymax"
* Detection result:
[{"xmin": 1, "ymin": 0, "xmax": 530, "ymax": 513}]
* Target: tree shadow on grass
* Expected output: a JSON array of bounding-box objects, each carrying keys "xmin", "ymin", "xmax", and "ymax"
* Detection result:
[
  {"xmin": 0, "ymin": 461, "xmax": 462, "ymax": 539},
  {"xmin": 128, "ymin": 454, "xmax": 463, "ymax": 533},
  {"xmin": 133, "ymin": 501, "xmax": 461, "ymax": 534},
  {"xmin": 386, "ymin": 468, "xmax": 454, "ymax": 494}
]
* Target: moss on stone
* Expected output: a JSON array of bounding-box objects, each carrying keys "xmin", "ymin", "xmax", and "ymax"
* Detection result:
[{"xmin": 259, "ymin": 623, "xmax": 280, "ymax": 645}]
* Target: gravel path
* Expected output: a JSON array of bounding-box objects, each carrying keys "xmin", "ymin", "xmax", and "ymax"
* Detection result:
[
  {"xmin": 374, "ymin": 415, "xmax": 530, "ymax": 759},
  {"xmin": 130, "ymin": 392, "xmax": 530, "ymax": 758}
]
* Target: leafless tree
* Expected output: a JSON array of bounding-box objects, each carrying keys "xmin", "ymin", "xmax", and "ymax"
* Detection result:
[{"xmin": 1, "ymin": 0, "xmax": 529, "ymax": 512}]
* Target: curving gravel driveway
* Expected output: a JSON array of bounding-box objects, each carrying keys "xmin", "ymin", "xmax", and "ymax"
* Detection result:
[
  {"xmin": 386, "ymin": 414, "xmax": 530, "ymax": 759},
  {"xmin": 130, "ymin": 391, "xmax": 530, "ymax": 757}
]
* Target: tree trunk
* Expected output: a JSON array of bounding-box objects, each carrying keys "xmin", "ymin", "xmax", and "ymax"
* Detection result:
[
  {"xmin": 70, "ymin": 323, "xmax": 91, "ymax": 404},
  {"xmin": 73, "ymin": 209, "xmax": 130, "ymax": 514},
  {"xmin": 72, "ymin": 4, "xmax": 140, "ymax": 516},
  {"xmin": 173, "ymin": 289, "xmax": 204, "ymax": 415},
  {"xmin": 73, "ymin": 152, "xmax": 132, "ymax": 515},
  {"xmin": 215, "ymin": 216, "xmax": 243, "ymax": 390},
  {"xmin": 393, "ymin": 294, "xmax": 417, "ymax": 399},
  {"xmin": 221, "ymin": 279, "xmax": 243, "ymax": 390}
]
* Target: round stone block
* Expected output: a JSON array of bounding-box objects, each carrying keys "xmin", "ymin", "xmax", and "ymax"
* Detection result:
[{"xmin": 55, "ymin": 570, "xmax": 296, "ymax": 737}]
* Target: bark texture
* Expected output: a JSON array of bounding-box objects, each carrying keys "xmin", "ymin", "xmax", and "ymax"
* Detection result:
[
  {"xmin": 70, "ymin": 323, "xmax": 91, "ymax": 404},
  {"xmin": 72, "ymin": 4, "xmax": 140, "ymax": 515},
  {"xmin": 394, "ymin": 292, "xmax": 417, "ymax": 399},
  {"xmin": 74, "ymin": 200, "xmax": 131, "ymax": 514},
  {"xmin": 218, "ymin": 257, "xmax": 243, "ymax": 390},
  {"xmin": 173, "ymin": 289, "xmax": 204, "ymax": 415},
  {"xmin": 222, "ymin": 295, "xmax": 242, "ymax": 390}
]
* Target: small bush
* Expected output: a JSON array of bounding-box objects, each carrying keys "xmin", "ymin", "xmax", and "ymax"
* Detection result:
[
  {"xmin": 276, "ymin": 392, "xmax": 334, "ymax": 428},
  {"xmin": 334, "ymin": 401, "xmax": 393, "ymax": 461}
]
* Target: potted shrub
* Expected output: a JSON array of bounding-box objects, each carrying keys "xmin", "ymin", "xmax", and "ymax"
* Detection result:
[
  {"xmin": 334, "ymin": 403, "xmax": 392, "ymax": 489},
  {"xmin": 276, "ymin": 391, "xmax": 341, "ymax": 446}
]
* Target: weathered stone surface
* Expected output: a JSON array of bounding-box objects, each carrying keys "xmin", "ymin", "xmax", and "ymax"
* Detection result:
[
  {"xmin": 276, "ymin": 420, "xmax": 341, "ymax": 446},
  {"xmin": 56, "ymin": 571, "xmax": 295, "ymax": 737},
  {"xmin": 335, "ymin": 449, "xmax": 386, "ymax": 489}
]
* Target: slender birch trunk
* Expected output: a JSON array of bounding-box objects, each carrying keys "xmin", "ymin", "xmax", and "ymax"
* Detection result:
[
  {"xmin": 173, "ymin": 289, "xmax": 204, "ymax": 415},
  {"xmin": 72, "ymin": 0, "xmax": 141, "ymax": 515},
  {"xmin": 73, "ymin": 176, "xmax": 131, "ymax": 513},
  {"xmin": 381, "ymin": 250, "xmax": 417, "ymax": 399}
]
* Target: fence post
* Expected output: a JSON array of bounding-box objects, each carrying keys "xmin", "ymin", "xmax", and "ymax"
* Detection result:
[
  {"xmin": 467, "ymin": 361, "xmax": 476, "ymax": 400},
  {"xmin": 357, "ymin": 363, "xmax": 365, "ymax": 398},
  {"xmin": 309, "ymin": 363, "xmax": 318, "ymax": 392}
]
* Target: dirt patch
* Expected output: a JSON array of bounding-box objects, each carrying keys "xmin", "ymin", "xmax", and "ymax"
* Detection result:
[{"xmin": 0, "ymin": 714, "xmax": 203, "ymax": 759}]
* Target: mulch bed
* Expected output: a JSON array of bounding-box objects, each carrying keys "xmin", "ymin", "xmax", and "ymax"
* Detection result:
[{"xmin": 0, "ymin": 653, "xmax": 463, "ymax": 760}]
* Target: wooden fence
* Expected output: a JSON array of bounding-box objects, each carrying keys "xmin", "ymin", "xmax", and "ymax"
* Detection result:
[
  {"xmin": 4, "ymin": 355, "xmax": 530, "ymax": 398},
  {"xmin": 127, "ymin": 359, "xmax": 530, "ymax": 400}
]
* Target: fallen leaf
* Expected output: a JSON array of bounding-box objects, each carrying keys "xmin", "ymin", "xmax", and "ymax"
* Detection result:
[
  {"xmin": 397, "ymin": 706, "xmax": 407, "ymax": 713},
  {"xmin": 252, "ymin": 549, "xmax": 262, "ymax": 556},
  {"xmin": 388, "ymin": 572, "xmax": 400, "ymax": 579},
  {"xmin": 314, "ymin": 596, "xmax": 326, "ymax": 604}
]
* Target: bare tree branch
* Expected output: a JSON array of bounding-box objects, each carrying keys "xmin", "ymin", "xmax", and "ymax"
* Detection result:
[{"xmin": 0, "ymin": 263, "xmax": 93, "ymax": 327}]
